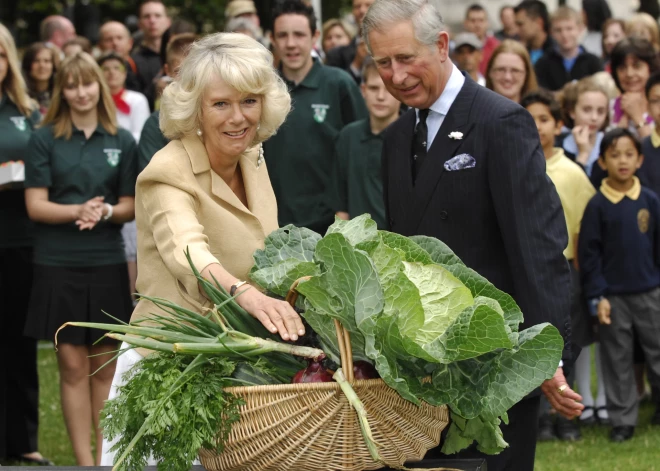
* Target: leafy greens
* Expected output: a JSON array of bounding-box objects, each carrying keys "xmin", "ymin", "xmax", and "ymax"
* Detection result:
[{"xmin": 250, "ymin": 214, "xmax": 564, "ymax": 455}]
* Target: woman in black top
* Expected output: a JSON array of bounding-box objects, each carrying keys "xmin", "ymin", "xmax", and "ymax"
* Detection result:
[
  {"xmin": 21, "ymin": 42, "xmax": 59, "ymax": 118},
  {"xmin": 24, "ymin": 52, "xmax": 137, "ymax": 466},
  {"xmin": 0, "ymin": 23, "xmax": 51, "ymax": 466}
]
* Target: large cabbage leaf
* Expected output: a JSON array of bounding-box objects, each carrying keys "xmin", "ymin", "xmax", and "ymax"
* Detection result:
[{"xmin": 250, "ymin": 216, "xmax": 564, "ymax": 455}]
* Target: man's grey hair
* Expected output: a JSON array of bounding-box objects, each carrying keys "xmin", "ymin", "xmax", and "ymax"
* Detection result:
[{"xmin": 362, "ymin": 0, "xmax": 445, "ymax": 54}]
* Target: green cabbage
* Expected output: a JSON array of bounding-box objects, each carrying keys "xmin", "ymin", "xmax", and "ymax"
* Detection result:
[{"xmin": 250, "ymin": 214, "xmax": 563, "ymax": 455}]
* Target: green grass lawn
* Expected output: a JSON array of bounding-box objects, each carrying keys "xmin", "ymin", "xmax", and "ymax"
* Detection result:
[{"xmin": 1, "ymin": 343, "xmax": 658, "ymax": 469}]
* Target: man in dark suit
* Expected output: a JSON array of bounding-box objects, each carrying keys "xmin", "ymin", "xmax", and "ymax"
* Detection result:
[{"xmin": 363, "ymin": 1, "xmax": 584, "ymax": 470}]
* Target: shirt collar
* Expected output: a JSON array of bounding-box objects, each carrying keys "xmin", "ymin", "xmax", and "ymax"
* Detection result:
[
  {"xmin": 652, "ymin": 129, "xmax": 660, "ymax": 148},
  {"xmin": 281, "ymin": 58, "xmax": 323, "ymax": 90},
  {"xmin": 600, "ymin": 176, "xmax": 642, "ymax": 204},
  {"xmin": 359, "ymin": 119, "xmax": 385, "ymax": 142},
  {"xmin": 546, "ymin": 147, "xmax": 565, "ymax": 166},
  {"xmin": 416, "ymin": 64, "xmax": 465, "ymax": 119},
  {"xmin": 73, "ymin": 124, "xmax": 109, "ymax": 136}
]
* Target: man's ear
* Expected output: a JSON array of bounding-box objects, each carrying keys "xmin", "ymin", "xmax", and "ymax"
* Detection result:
[
  {"xmin": 313, "ymin": 29, "xmax": 321, "ymax": 43},
  {"xmin": 437, "ymin": 31, "xmax": 451, "ymax": 61}
]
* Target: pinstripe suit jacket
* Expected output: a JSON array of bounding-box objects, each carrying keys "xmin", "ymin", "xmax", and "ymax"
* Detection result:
[{"xmin": 382, "ymin": 75, "xmax": 573, "ymax": 365}]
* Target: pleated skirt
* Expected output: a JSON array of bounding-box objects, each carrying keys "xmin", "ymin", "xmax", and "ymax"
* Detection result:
[{"xmin": 24, "ymin": 264, "xmax": 133, "ymax": 345}]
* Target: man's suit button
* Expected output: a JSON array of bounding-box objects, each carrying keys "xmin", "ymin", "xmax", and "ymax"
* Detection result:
[
  {"xmin": 439, "ymin": 210, "xmax": 448, "ymax": 220},
  {"xmin": 389, "ymin": 217, "xmax": 395, "ymax": 227}
]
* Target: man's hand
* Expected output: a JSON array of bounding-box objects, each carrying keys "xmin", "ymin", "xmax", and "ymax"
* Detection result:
[
  {"xmin": 541, "ymin": 367, "xmax": 584, "ymax": 419},
  {"xmin": 598, "ymin": 298, "xmax": 611, "ymax": 325}
]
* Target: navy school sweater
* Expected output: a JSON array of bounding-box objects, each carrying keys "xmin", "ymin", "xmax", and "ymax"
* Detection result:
[{"xmin": 579, "ymin": 184, "xmax": 660, "ymax": 298}]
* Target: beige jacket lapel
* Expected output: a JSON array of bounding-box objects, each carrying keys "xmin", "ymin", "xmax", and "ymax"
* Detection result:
[{"xmin": 181, "ymin": 135, "xmax": 261, "ymax": 217}]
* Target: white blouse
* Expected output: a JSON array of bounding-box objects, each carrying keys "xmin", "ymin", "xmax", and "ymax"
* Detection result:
[{"xmin": 116, "ymin": 89, "xmax": 150, "ymax": 143}]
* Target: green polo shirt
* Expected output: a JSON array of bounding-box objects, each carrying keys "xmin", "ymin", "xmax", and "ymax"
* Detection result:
[
  {"xmin": 25, "ymin": 124, "xmax": 138, "ymax": 267},
  {"xmin": 263, "ymin": 59, "xmax": 368, "ymax": 232},
  {"xmin": 0, "ymin": 96, "xmax": 41, "ymax": 248},
  {"xmin": 330, "ymin": 119, "xmax": 387, "ymax": 229},
  {"xmin": 138, "ymin": 110, "xmax": 169, "ymax": 173}
]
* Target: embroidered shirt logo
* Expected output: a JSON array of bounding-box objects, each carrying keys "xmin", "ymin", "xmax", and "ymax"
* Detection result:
[
  {"xmin": 311, "ymin": 104, "xmax": 329, "ymax": 123},
  {"xmin": 638, "ymin": 208, "xmax": 650, "ymax": 233},
  {"xmin": 10, "ymin": 116, "xmax": 27, "ymax": 131},
  {"xmin": 104, "ymin": 148, "xmax": 122, "ymax": 167}
]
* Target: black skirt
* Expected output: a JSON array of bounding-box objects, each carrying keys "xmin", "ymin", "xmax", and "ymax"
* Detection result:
[{"xmin": 24, "ymin": 264, "xmax": 133, "ymax": 345}]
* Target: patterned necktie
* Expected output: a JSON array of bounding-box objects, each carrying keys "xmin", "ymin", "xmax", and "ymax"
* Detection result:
[{"xmin": 413, "ymin": 108, "xmax": 430, "ymax": 183}]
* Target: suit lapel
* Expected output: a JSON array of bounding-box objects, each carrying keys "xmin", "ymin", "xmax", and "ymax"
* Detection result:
[
  {"xmin": 181, "ymin": 136, "xmax": 259, "ymax": 218},
  {"xmin": 408, "ymin": 77, "xmax": 480, "ymax": 232}
]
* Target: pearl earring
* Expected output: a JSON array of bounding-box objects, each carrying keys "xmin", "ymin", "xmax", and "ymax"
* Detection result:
[
  {"xmin": 196, "ymin": 129, "xmax": 202, "ymax": 137},
  {"xmin": 257, "ymin": 144, "xmax": 265, "ymax": 168},
  {"xmin": 257, "ymin": 123, "xmax": 261, "ymax": 130}
]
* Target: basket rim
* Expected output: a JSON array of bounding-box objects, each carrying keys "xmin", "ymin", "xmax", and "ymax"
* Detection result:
[{"xmin": 224, "ymin": 377, "xmax": 387, "ymax": 394}]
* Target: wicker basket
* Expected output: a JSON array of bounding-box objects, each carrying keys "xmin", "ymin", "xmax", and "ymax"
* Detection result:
[{"xmin": 198, "ymin": 278, "xmax": 449, "ymax": 471}]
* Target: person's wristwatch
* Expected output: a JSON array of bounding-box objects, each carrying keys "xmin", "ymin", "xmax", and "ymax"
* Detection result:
[
  {"xmin": 102, "ymin": 203, "xmax": 113, "ymax": 221},
  {"xmin": 230, "ymin": 280, "xmax": 248, "ymax": 296}
]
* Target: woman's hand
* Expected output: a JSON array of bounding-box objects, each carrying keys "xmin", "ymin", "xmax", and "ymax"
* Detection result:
[
  {"xmin": 235, "ymin": 287, "xmax": 305, "ymax": 341},
  {"xmin": 620, "ymin": 92, "xmax": 647, "ymax": 125},
  {"xmin": 74, "ymin": 196, "xmax": 105, "ymax": 230},
  {"xmin": 572, "ymin": 126, "xmax": 592, "ymax": 165}
]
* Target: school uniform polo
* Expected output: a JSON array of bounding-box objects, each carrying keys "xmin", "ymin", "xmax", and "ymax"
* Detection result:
[
  {"xmin": 137, "ymin": 110, "xmax": 168, "ymax": 173},
  {"xmin": 638, "ymin": 131, "xmax": 660, "ymax": 197},
  {"xmin": 330, "ymin": 119, "xmax": 387, "ymax": 229},
  {"xmin": 263, "ymin": 59, "xmax": 368, "ymax": 233},
  {"xmin": 579, "ymin": 177, "xmax": 660, "ymax": 299},
  {"xmin": 545, "ymin": 148, "xmax": 596, "ymax": 260},
  {"xmin": 0, "ymin": 97, "xmax": 41, "ymax": 248},
  {"xmin": 24, "ymin": 124, "xmax": 138, "ymax": 267}
]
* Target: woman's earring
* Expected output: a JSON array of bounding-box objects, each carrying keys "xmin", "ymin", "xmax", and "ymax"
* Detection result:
[
  {"xmin": 257, "ymin": 123, "xmax": 261, "ymax": 131},
  {"xmin": 196, "ymin": 129, "xmax": 202, "ymax": 137},
  {"xmin": 257, "ymin": 144, "xmax": 265, "ymax": 168}
]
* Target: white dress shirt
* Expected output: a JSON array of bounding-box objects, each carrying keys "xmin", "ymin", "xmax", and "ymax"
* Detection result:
[{"xmin": 415, "ymin": 65, "xmax": 466, "ymax": 151}]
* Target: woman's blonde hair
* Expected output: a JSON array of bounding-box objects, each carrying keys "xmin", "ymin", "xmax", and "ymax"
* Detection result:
[
  {"xmin": 625, "ymin": 13, "xmax": 660, "ymax": 51},
  {"xmin": 485, "ymin": 39, "xmax": 538, "ymax": 100},
  {"xmin": 160, "ymin": 32, "xmax": 291, "ymax": 145},
  {"xmin": 0, "ymin": 23, "xmax": 35, "ymax": 117},
  {"xmin": 322, "ymin": 19, "xmax": 356, "ymax": 52},
  {"xmin": 43, "ymin": 52, "xmax": 117, "ymax": 139}
]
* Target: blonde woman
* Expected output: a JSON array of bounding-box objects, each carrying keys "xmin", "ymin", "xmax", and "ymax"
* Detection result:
[
  {"xmin": 486, "ymin": 39, "xmax": 539, "ymax": 104},
  {"xmin": 23, "ymin": 52, "xmax": 137, "ymax": 466},
  {"xmin": 0, "ymin": 23, "xmax": 51, "ymax": 466},
  {"xmin": 625, "ymin": 12, "xmax": 660, "ymax": 52},
  {"xmin": 101, "ymin": 32, "xmax": 303, "ymax": 465},
  {"xmin": 322, "ymin": 18, "xmax": 356, "ymax": 55}
]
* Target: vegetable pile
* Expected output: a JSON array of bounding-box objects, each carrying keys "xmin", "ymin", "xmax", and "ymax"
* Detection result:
[
  {"xmin": 250, "ymin": 214, "xmax": 564, "ymax": 455},
  {"xmin": 59, "ymin": 214, "xmax": 563, "ymax": 471}
]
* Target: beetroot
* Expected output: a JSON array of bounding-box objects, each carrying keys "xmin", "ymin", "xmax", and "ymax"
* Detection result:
[
  {"xmin": 353, "ymin": 360, "xmax": 379, "ymax": 380},
  {"xmin": 291, "ymin": 360, "xmax": 333, "ymax": 383}
]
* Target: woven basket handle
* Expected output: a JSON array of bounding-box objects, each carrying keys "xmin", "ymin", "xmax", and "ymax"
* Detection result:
[{"xmin": 286, "ymin": 277, "xmax": 355, "ymax": 382}]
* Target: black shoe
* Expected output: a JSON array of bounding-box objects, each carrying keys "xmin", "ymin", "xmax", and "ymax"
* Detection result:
[
  {"xmin": 538, "ymin": 414, "xmax": 557, "ymax": 441},
  {"xmin": 556, "ymin": 416, "xmax": 582, "ymax": 441},
  {"xmin": 596, "ymin": 406, "xmax": 611, "ymax": 426},
  {"xmin": 579, "ymin": 406, "xmax": 597, "ymax": 426},
  {"xmin": 8, "ymin": 455, "xmax": 54, "ymax": 466},
  {"xmin": 651, "ymin": 408, "xmax": 660, "ymax": 426},
  {"xmin": 610, "ymin": 426, "xmax": 635, "ymax": 443}
]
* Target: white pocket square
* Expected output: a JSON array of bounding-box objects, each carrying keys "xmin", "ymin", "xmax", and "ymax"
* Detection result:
[{"xmin": 444, "ymin": 154, "xmax": 476, "ymax": 171}]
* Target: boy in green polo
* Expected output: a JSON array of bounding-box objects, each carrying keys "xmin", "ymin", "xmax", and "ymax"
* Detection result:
[
  {"xmin": 330, "ymin": 58, "xmax": 401, "ymax": 229},
  {"xmin": 264, "ymin": 0, "xmax": 367, "ymax": 235}
]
